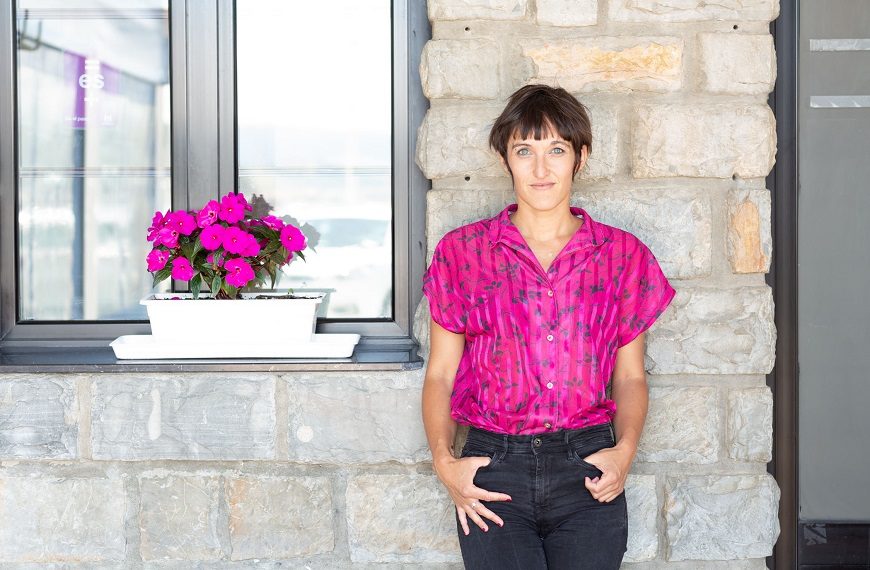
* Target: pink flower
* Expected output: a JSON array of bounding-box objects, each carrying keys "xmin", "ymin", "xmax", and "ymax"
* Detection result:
[
  {"xmin": 166, "ymin": 210, "xmax": 197, "ymax": 236},
  {"xmin": 237, "ymin": 192, "xmax": 253, "ymax": 212},
  {"xmin": 224, "ymin": 258, "xmax": 255, "ymax": 287},
  {"xmin": 146, "ymin": 248, "xmax": 170, "ymax": 271},
  {"xmin": 280, "ymin": 225, "xmax": 306, "ymax": 251},
  {"xmin": 206, "ymin": 252, "xmax": 222, "ymax": 266},
  {"xmin": 157, "ymin": 226, "xmax": 180, "ymax": 249},
  {"xmin": 200, "ymin": 224, "xmax": 226, "ymax": 251},
  {"xmin": 219, "ymin": 194, "xmax": 245, "ymax": 224},
  {"xmin": 147, "ymin": 210, "xmax": 169, "ymax": 242},
  {"xmin": 261, "ymin": 215, "xmax": 284, "ymax": 231},
  {"xmin": 197, "ymin": 200, "xmax": 220, "ymax": 228},
  {"xmin": 240, "ymin": 234, "xmax": 261, "ymax": 257},
  {"xmin": 171, "ymin": 257, "xmax": 195, "ymax": 281},
  {"xmin": 222, "ymin": 227, "xmax": 254, "ymax": 254}
]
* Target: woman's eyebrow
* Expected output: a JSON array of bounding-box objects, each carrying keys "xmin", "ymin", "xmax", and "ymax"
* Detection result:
[{"xmin": 510, "ymin": 139, "xmax": 568, "ymax": 148}]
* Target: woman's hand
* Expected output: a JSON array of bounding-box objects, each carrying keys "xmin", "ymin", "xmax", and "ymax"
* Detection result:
[
  {"xmin": 581, "ymin": 441, "xmax": 636, "ymax": 502},
  {"xmin": 434, "ymin": 455, "xmax": 512, "ymax": 535}
]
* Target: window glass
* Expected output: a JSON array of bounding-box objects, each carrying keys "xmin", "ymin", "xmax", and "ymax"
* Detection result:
[
  {"xmin": 16, "ymin": 1, "xmax": 171, "ymax": 320},
  {"xmin": 236, "ymin": 0, "xmax": 393, "ymax": 319}
]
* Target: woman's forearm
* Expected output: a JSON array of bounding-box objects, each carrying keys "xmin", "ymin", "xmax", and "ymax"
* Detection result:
[
  {"xmin": 422, "ymin": 372, "xmax": 459, "ymax": 466},
  {"xmin": 610, "ymin": 374, "xmax": 649, "ymax": 458}
]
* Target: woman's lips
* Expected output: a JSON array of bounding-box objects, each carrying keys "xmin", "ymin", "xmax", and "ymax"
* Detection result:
[{"xmin": 531, "ymin": 183, "xmax": 555, "ymax": 189}]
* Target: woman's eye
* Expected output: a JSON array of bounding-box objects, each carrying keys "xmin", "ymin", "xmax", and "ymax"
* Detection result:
[
  {"xmin": 551, "ymin": 147, "xmax": 565, "ymax": 154},
  {"xmin": 516, "ymin": 148, "xmax": 530, "ymax": 156}
]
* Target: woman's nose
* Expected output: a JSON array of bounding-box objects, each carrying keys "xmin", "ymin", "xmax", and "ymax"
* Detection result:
[{"xmin": 533, "ymin": 155, "xmax": 548, "ymax": 177}]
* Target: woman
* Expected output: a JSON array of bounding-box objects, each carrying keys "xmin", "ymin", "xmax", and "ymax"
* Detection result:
[{"xmin": 421, "ymin": 84, "xmax": 676, "ymax": 569}]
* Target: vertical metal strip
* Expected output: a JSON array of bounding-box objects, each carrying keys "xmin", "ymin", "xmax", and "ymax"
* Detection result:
[
  {"xmin": 170, "ymin": 0, "xmax": 189, "ymax": 210},
  {"xmin": 217, "ymin": 0, "xmax": 235, "ymax": 197},
  {"xmin": 0, "ymin": 1, "xmax": 18, "ymax": 339}
]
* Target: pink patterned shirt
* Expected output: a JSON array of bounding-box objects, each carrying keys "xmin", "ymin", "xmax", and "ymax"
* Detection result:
[{"xmin": 422, "ymin": 203, "xmax": 676, "ymax": 435}]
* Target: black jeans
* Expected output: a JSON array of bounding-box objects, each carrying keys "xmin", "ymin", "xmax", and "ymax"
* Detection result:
[{"xmin": 456, "ymin": 422, "xmax": 628, "ymax": 570}]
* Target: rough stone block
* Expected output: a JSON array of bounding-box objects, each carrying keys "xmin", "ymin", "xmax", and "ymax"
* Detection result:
[
  {"xmin": 0, "ymin": 375, "xmax": 77, "ymax": 459},
  {"xmin": 421, "ymin": 39, "xmax": 500, "ymax": 99},
  {"xmin": 727, "ymin": 187, "xmax": 772, "ymax": 274},
  {"xmin": 429, "ymin": 0, "xmax": 528, "ymax": 20},
  {"xmin": 536, "ymin": 0, "xmax": 597, "ymax": 26},
  {"xmin": 91, "ymin": 375, "xmax": 275, "ymax": 460},
  {"xmin": 578, "ymin": 188, "xmax": 712, "ymax": 279},
  {"xmin": 286, "ymin": 373, "xmax": 429, "ymax": 464},
  {"xmin": 631, "ymin": 105, "xmax": 776, "ymax": 179},
  {"xmin": 699, "ymin": 33, "xmax": 776, "ymax": 95},
  {"xmin": 346, "ymin": 473, "xmax": 459, "ymax": 563},
  {"xmin": 227, "ymin": 476, "xmax": 334, "ymax": 560},
  {"xmin": 139, "ymin": 475, "xmax": 222, "ymax": 561},
  {"xmin": 416, "ymin": 104, "xmax": 503, "ymax": 180},
  {"xmin": 664, "ymin": 474, "xmax": 780, "ymax": 561},
  {"xmin": 727, "ymin": 387, "xmax": 773, "ymax": 462},
  {"xmin": 609, "ymin": 0, "xmax": 778, "ymax": 22},
  {"xmin": 584, "ymin": 103, "xmax": 619, "ymax": 179},
  {"xmin": 425, "ymin": 186, "xmax": 509, "ymax": 252},
  {"xmin": 637, "ymin": 386, "xmax": 720, "ymax": 464},
  {"xmin": 0, "ymin": 477, "xmax": 126, "ymax": 562},
  {"xmin": 649, "ymin": 286, "xmax": 776, "ymax": 375},
  {"xmin": 521, "ymin": 37, "xmax": 682, "ymax": 92},
  {"xmin": 625, "ymin": 474, "xmax": 657, "ymax": 562}
]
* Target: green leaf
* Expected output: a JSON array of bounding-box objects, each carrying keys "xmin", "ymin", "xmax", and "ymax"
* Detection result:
[
  {"xmin": 211, "ymin": 275, "xmax": 222, "ymax": 295},
  {"xmin": 222, "ymin": 283, "xmax": 239, "ymax": 299},
  {"xmin": 296, "ymin": 251, "xmax": 306, "ymax": 261},
  {"xmin": 152, "ymin": 267, "xmax": 172, "ymax": 287},
  {"xmin": 267, "ymin": 266, "xmax": 277, "ymax": 289},
  {"xmin": 191, "ymin": 239, "xmax": 203, "ymax": 259},
  {"xmin": 190, "ymin": 273, "xmax": 202, "ymax": 299},
  {"xmin": 181, "ymin": 242, "xmax": 196, "ymax": 259}
]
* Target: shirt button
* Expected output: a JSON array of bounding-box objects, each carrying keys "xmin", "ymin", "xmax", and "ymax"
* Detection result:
[
  {"xmin": 547, "ymin": 290, "xmax": 554, "ymax": 297},
  {"xmin": 544, "ymin": 422, "xmax": 552, "ymax": 429},
  {"xmin": 546, "ymin": 382, "xmax": 554, "ymax": 389},
  {"xmin": 533, "ymin": 437, "xmax": 542, "ymax": 447},
  {"xmin": 546, "ymin": 334, "xmax": 554, "ymax": 341}
]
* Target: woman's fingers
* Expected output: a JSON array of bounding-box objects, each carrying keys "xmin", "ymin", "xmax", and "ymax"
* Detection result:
[
  {"xmin": 473, "ymin": 502, "xmax": 504, "ymax": 527},
  {"xmin": 464, "ymin": 503, "xmax": 490, "ymax": 532},
  {"xmin": 456, "ymin": 505, "xmax": 471, "ymax": 536}
]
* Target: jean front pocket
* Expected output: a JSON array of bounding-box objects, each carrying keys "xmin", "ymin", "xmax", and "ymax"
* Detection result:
[{"xmin": 459, "ymin": 443, "xmax": 503, "ymax": 469}]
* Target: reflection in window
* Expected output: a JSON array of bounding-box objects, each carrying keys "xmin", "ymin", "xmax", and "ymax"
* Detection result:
[
  {"xmin": 236, "ymin": 0, "xmax": 393, "ymax": 319},
  {"xmin": 16, "ymin": 1, "xmax": 170, "ymax": 320}
]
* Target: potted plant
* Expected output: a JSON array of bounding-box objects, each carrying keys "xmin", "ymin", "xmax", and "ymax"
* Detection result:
[{"xmin": 141, "ymin": 192, "xmax": 323, "ymax": 344}]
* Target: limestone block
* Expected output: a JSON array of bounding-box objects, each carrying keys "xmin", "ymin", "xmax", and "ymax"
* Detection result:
[
  {"xmin": 0, "ymin": 477, "xmax": 126, "ymax": 562},
  {"xmin": 91, "ymin": 374, "xmax": 275, "ymax": 460},
  {"xmin": 286, "ymin": 373, "xmax": 429, "ymax": 464},
  {"xmin": 664, "ymin": 474, "xmax": 780, "ymax": 560},
  {"xmin": 699, "ymin": 33, "xmax": 776, "ymax": 95},
  {"xmin": 631, "ymin": 105, "xmax": 776, "ymax": 179},
  {"xmin": 637, "ymin": 386, "xmax": 719, "ymax": 464},
  {"xmin": 727, "ymin": 187, "xmax": 772, "ymax": 274},
  {"xmin": 227, "ymin": 476, "xmax": 334, "ymax": 560},
  {"xmin": 609, "ymin": 0, "xmax": 778, "ymax": 22},
  {"xmin": 536, "ymin": 0, "xmax": 598, "ymax": 26},
  {"xmin": 416, "ymin": 102, "xmax": 617, "ymax": 181},
  {"xmin": 0, "ymin": 375, "xmax": 77, "ymax": 459},
  {"xmin": 138, "ymin": 475, "xmax": 222, "ymax": 561},
  {"xmin": 346, "ymin": 473, "xmax": 459, "ymax": 563},
  {"xmin": 421, "ymin": 40, "xmax": 500, "ymax": 99},
  {"xmin": 521, "ymin": 37, "xmax": 682, "ymax": 92},
  {"xmin": 578, "ymin": 188, "xmax": 712, "ymax": 279},
  {"xmin": 425, "ymin": 187, "xmax": 508, "ymax": 252},
  {"xmin": 727, "ymin": 387, "xmax": 773, "ymax": 462},
  {"xmin": 429, "ymin": 0, "xmax": 528, "ymax": 20},
  {"xmin": 415, "ymin": 104, "xmax": 503, "ymax": 180},
  {"xmin": 625, "ymin": 474, "xmax": 657, "ymax": 562},
  {"xmin": 645, "ymin": 286, "xmax": 776, "ymax": 375}
]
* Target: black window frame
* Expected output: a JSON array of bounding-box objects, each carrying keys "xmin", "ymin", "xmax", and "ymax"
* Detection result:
[{"xmin": 0, "ymin": 0, "xmax": 430, "ymax": 352}]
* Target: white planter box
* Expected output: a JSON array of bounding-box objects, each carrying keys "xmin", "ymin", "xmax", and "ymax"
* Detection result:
[{"xmin": 141, "ymin": 292, "xmax": 325, "ymax": 343}]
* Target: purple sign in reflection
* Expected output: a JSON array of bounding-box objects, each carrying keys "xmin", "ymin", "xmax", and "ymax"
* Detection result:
[{"xmin": 66, "ymin": 52, "xmax": 120, "ymax": 129}]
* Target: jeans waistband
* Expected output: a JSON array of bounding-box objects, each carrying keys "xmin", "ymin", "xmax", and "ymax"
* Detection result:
[{"xmin": 465, "ymin": 422, "xmax": 613, "ymax": 455}]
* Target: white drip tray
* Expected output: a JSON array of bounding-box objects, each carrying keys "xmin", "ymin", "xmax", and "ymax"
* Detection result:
[{"xmin": 111, "ymin": 333, "xmax": 361, "ymax": 359}]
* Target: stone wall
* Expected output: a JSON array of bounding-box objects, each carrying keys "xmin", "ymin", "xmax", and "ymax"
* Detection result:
[
  {"xmin": 416, "ymin": 0, "xmax": 781, "ymax": 567},
  {"xmin": 0, "ymin": 0, "xmax": 781, "ymax": 567}
]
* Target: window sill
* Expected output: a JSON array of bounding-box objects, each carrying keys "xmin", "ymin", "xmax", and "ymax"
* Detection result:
[{"xmin": 0, "ymin": 337, "xmax": 424, "ymax": 373}]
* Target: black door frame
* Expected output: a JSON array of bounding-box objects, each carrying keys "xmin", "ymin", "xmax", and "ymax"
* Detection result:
[{"xmin": 769, "ymin": 1, "xmax": 798, "ymax": 568}]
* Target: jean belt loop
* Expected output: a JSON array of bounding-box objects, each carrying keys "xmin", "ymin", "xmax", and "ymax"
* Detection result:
[{"xmin": 608, "ymin": 421, "xmax": 615, "ymax": 443}]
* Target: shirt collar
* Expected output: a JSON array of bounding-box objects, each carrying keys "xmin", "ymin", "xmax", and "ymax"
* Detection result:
[{"xmin": 487, "ymin": 203, "xmax": 608, "ymax": 254}]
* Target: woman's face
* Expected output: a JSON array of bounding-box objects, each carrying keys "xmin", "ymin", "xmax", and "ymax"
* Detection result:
[{"xmin": 501, "ymin": 126, "xmax": 587, "ymax": 213}]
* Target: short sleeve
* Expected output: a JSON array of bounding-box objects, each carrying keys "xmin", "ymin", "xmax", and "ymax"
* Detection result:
[
  {"xmin": 616, "ymin": 240, "xmax": 677, "ymax": 348},
  {"xmin": 422, "ymin": 237, "xmax": 468, "ymax": 334}
]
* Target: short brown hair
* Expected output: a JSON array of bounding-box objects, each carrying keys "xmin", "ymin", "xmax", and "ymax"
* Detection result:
[{"xmin": 489, "ymin": 84, "xmax": 592, "ymax": 177}]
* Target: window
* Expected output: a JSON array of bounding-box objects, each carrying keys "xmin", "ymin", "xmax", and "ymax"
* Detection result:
[{"xmin": 0, "ymin": 0, "xmax": 427, "ymax": 346}]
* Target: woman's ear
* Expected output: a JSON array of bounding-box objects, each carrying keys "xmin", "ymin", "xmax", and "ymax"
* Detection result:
[{"xmin": 574, "ymin": 144, "xmax": 589, "ymax": 177}]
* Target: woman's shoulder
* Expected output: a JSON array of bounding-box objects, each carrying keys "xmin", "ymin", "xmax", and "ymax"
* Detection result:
[{"xmin": 432, "ymin": 215, "xmax": 494, "ymax": 250}]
